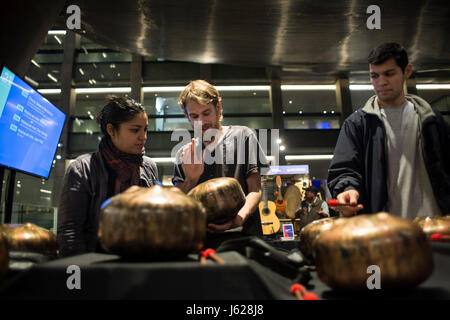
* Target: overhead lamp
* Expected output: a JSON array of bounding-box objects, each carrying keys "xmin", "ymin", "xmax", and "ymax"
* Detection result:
[
  {"xmin": 349, "ymin": 85, "xmax": 373, "ymax": 90},
  {"xmin": 143, "ymin": 86, "xmax": 186, "ymax": 93},
  {"xmin": 215, "ymin": 86, "xmax": 270, "ymax": 91},
  {"xmin": 285, "ymin": 155, "xmax": 334, "ymax": 160},
  {"xmin": 47, "ymin": 73, "xmax": 58, "ymax": 83},
  {"xmin": 416, "ymin": 84, "xmax": 450, "ymax": 90},
  {"xmin": 31, "ymin": 59, "xmax": 41, "ymax": 68},
  {"xmin": 38, "ymin": 89, "xmax": 61, "ymax": 94},
  {"xmin": 48, "ymin": 30, "xmax": 66, "ymax": 35},
  {"xmin": 75, "ymin": 87, "xmax": 131, "ymax": 94},
  {"xmin": 152, "ymin": 157, "xmax": 176, "ymax": 163},
  {"xmin": 53, "ymin": 36, "xmax": 62, "ymax": 45},
  {"xmin": 25, "ymin": 76, "xmax": 39, "ymax": 87},
  {"xmin": 281, "ymin": 85, "xmax": 336, "ymax": 91}
]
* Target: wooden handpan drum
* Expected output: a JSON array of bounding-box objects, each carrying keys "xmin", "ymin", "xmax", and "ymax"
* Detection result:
[
  {"xmin": 314, "ymin": 212, "xmax": 433, "ymax": 290},
  {"xmin": 413, "ymin": 216, "xmax": 450, "ymax": 238},
  {"xmin": 0, "ymin": 223, "xmax": 57, "ymax": 255},
  {"xmin": 299, "ymin": 217, "xmax": 337, "ymax": 261},
  {"xmin": 98, "ymin": 185, "xmax": 207, "ymax": 259},
  {"xmin": 284, "ymin": 184, "xmax": 303, "ymax": 219},
  {"xmin": 187, "ymin": 177, "xmax": 246, "ymax": 224}
]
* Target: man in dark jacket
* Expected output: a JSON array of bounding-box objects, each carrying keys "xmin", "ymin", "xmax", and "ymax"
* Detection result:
[
  {"xmin": 327, "ymin": 42, "xmax": 450, "ymax": 218},
  {"xmin": 296, "ymin": 186, "xmax": 329, "ymax": 229}
]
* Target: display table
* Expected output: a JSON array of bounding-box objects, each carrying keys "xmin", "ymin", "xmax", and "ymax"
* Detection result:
[
  {"xmin": 0, "ymin": 250, "xmax": 297, "ymax": 300},
  {"xmin": 0, "ymin": 238, "xmax": 449, "ymax": 300}
]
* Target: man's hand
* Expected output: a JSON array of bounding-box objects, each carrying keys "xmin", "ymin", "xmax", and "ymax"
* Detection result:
[
  {"xmin": 334, "ymin": 189, "xmax": 364, "ymax": 216},
  {"xmin": 317, "ymin": 210, "xmax": 328, "ymax": 217},
  {"xmin": 181, "ymin": 138, "xmax": 204, "ymax": 182},
  {"xmin": 207, "ymin": 172, "xmax": 262, "ymax": 233},
  {"xmin": 207, "ymin": 215, "xmax": 244, "ymax": 233}
]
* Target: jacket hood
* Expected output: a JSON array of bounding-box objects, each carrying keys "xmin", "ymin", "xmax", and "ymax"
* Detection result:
[{"xmin": 362, "ymin": 94, "xmax": 435, "ymax": 123}]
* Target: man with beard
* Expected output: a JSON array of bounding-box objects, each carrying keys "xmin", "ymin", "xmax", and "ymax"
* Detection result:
[
  {"xmin": 172, "ymin": 80, "xmax": 268, "ymax": 238},
  {"xmin": 327, "ymin": 42, "xmax": 450, "ymax": 218},
  {"xmin": 296, "ymin": 186, "xmax": 329, "ymax": 230}
]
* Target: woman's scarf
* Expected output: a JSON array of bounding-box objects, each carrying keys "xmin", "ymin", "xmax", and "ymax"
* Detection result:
[{"xmin": 99, "ymin": 136, "xmax": 144, "ymax": 194}]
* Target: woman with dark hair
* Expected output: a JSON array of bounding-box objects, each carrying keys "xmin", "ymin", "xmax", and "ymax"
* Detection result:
[{"xmin": 57, "ymin": 96, "xmax": 158, "ymax": 257}]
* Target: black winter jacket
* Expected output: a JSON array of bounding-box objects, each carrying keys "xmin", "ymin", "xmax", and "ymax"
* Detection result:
[
  {"xmin": 57, "ymin": 151, "xmax": 158, "ymax": 256},
  {"xmin": 327, "ymin": 94, "xmax": 450, "ymax": 215}
]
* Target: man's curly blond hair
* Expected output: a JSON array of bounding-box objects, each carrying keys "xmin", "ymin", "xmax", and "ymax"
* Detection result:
[{"xmin": 178, "ymin": 80, "xmax": 223, "ymax": 122}]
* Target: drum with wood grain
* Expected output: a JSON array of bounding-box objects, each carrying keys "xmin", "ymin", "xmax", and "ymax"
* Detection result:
[{"xmin": 284, "ymin": 184, "xmax": 303, "ymax": 219}]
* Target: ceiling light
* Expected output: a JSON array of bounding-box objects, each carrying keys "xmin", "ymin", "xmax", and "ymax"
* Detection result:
[
  {"xmin": 79, "ymin": 68, "xmax": 84, "ymax": 75},
  {"xmin": 143, "ymin": 86, "xmax": 186, "ymax": 93},
  {"xmin": 152, "ymin": 157, "xmax": 176, "ymax": 163},
  {"xmin": 75, "ymin": 87, "xmax": 131, "ymax": 94},
  {"xmin": 47, "ymin": 73, "xmax": 58, "ymax": 83},
  {"xmin": 349, "ymin": 85, "xmax": 373, "ymax": 90},
  {"xmin": 31, "ymin": 59, "xmax": 41, "ymax": 68},
  {"xmin": 416, "ymin": 84, "xmax": 450, "ymax": 90},
  {"xmin": 38, "ymin": 89, "xmax": 61, "ymax": 94},
  {"xmin": 280, "ymin": 145, "xmax": 286, "ymax": 151},
  {"xmin": 48, "ymin": 30, "xmax": 66, "ymax": 35},
  {"xmin": 53, "ymin": 36, "xmax": 62, "ymax": 45},
  {"xmin": 285, "ymin": 155, "xmax": 334, "ymax": 160},
  {"xmin": 24, "ymin": 76, "xmax": 39, "ymax": 87},
  {"xmin": 281, "ymin": 85, "xmax": 336, "ymax": 91},
  {"xmin": 216, "ymin": 86, "xmax": 270, "ymax": 91}
]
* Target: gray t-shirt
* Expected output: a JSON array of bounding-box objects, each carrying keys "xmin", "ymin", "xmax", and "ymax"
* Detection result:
[
  {"xmin": 381, "ymin": 100, "xmax": 442, "ymax": 219},
  {"xmin": 172, "ymin": 125, "xmax": 269, "ymax": 236}
]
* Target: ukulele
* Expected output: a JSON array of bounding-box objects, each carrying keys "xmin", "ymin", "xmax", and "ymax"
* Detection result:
[
  {"xmin": 258, "ymin": 178, "xmax": 281, "ymax": 235},
  {"xmin": 274, "ymin": 175, "xmax": 287, "ymax": 216}
]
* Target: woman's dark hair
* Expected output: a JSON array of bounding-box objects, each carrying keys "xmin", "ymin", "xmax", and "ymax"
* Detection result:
[
  {"xmin": 96, "ymin": 95, "xmax": 146, "ymax": 137},
  {"xmin": 367, "ymin": 42, "xmax": 409, "ymax": 73}
]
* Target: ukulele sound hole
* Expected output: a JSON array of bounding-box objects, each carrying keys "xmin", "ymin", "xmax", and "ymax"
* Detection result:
[{"xmin": 263, "ymin": 208, "xmax": 270, "ymax": 215}]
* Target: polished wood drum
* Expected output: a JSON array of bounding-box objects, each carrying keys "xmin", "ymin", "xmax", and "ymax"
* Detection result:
[
  {"xmin": 0, "ymin": 223, "xmax": 57, "ymax": 255},
  {"xmin": 98, "ymin": 185, "xmax": 207, "ymax": 259},
  {"xmin": 413, "ymin": 216, "xmax": 450, "ymax": 237},
  {"xmin": 188, "ymin": 177, "xmax": 246, "ymax": 224},
  {"xmin": 314, "ymin": 212, "xmax": 433, "ymax": 290},
  {"xmin": 284, "ymin": 184, "xmax": 303, "ymax": 219}
]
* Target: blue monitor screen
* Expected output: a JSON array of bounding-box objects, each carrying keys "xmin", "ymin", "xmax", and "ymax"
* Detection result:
[{"xmin": 0, "ymin": 66, "xmax": 66, "ymax": 179}]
